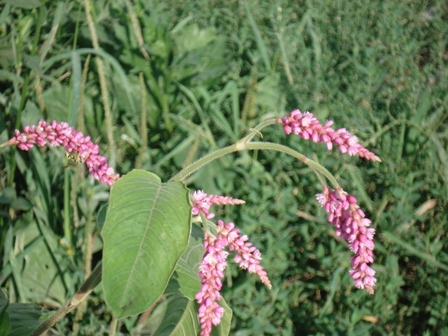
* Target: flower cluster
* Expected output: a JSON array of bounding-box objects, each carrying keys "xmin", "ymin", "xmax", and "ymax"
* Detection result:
[
  {"xmin": 9, "ymin": 120, "xmax": 119, "ymax": 185},
  {"xmin": 222, "ymin": 221, "xmax": 271, "ymax": 288},
  {"xmin": 276, "ymin": 109, "xmax": 381, "ymax": 162},
  {"xmin": 316, "ymin": 186, "xmax": 376, "ymax": 294},
  {"xmin": 191, "ymin": 190, "xmax": 245, "ymax": 219},
  {"xmin": 196, "ymin": 229, "xmax": 228, "ymax": 336},
  {"xmin": 192, "ymin": 192, "xmax": 270, "ymax": 336}
]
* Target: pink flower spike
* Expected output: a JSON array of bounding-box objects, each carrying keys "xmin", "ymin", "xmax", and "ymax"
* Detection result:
[
  {"xmin": 276, "ymin": 110, "xmax": 381, "ymax": 162},
  {"xmin": 197, "ymin": 231, "xmax": 230, "ymax": 336},
  {"xmin": 316, "ymin": 186, "xmax": 376, "ymax": 294},
  {"xmin": 217, "ymin": 220, "xmax": 272, "ymax": 289},
  {"xmin": 190, "ymin": 191, "xmax": 245, "ymax": 219},
  {"xmin": 9, "ymin": 120, "xmax": 120, "ymax": 186},
  {"xmin": 196, "ymin": 220, "xmax": 271, "ymax": 335}
]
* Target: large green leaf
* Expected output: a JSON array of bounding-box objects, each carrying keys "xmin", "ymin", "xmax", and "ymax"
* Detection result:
[
  {"xmin": 152, "ymin": 295, "xmax": 199, "ymax": 336},
  {"xmin": 0, "ymin": 291, "xmax": 11, "ymax": 336},
  {"xmin": 148, "ymin": 295, "xmax": 232, "ymax": 336},
  {"xmin": 102, "ymin": 170, "xmax": 191, "ymax": 318},
  {"xmin": 0, "ymin": 290, "xmax": 46, "ymax": 336},
  {"xmin": 0, "ymin": 313, "xmax": 10, "ymax": 336},
  {"xmin": 7, "ymin": 303, "xmax": 45, "ymax": 336},
  {"xmin": 9, "ymin": 221, "xmax": 68, "ymax": 306},
  {"xmin": 166, "ymin": 224, "xmax": 203, "ymax": 299}
]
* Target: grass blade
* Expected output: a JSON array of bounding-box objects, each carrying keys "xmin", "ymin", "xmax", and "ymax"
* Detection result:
[{"xmin": 382, "ymin": 231, "xmax": 448, "ymax": 272}]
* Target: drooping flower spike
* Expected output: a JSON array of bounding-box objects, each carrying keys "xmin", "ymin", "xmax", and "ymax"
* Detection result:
[
  {"xmin": 218, "ymin": 221, "xmax": 271, "ymax": 289},
  {"xmin": 316, "ymin": 186, "xmax": 376, "ymax": 294},
  {"xmin": 192, "ymin": 191, "xmax": 270, "ymax": 336},
  {"xmin": 8, "ymin": 120, "xmax": 119, "ymax": 185},
  {"xmin": 277, "ymin": 109, "xmax": 381, "ymax": 162},
  {"xmin": 196, "ymin": 229, "xmax": 228, "ymax": 336},
  {"xmin": 196, "ymin": 220, "xmax": 271, "ymax": 336}
]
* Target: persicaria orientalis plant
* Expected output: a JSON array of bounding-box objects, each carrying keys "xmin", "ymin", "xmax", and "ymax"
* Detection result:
[{"xmin": 1, "ymin": 109, "xmax": 380, "ymax": 335}]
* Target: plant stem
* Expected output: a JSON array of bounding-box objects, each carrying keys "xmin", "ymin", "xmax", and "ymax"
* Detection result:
[
  {"xmin": 170, "ymin": 119, "xmax": 277, "ymax": 182},
  {"xmin": 238, "ymin": 118, "xmax": 278, "ymax": 143},
  {"xmin": 170, "ymin": 143, "xmax": 237, "ymax": 182},
  {"xmin": 63, "ymin": 169, "xmax": 72, "ymax": 247},
  {"xmin": 31, "ymin": 262, "xmax": 103, "ymax": 336},
  {"xmin": 246, "ymin": 142, "xmax": 339, "ymax": 188},
  {"xmin": 199, "ymin": 211, "xmax": 209, "ymax": 233},
  {"xmin": 170, "ymin": 139, "xmax": 339, "ymax": 189},
  {"xmin": 109, "ymin": 317, "xmax": 117, "ymax": 336}
]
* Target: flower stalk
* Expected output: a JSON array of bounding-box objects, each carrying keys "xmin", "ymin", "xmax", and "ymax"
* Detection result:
[
  {"xmin": 31, "ymin": 262, "xmax": 103, "ymax": 336},
  {"xmin": 171, "ymin": 133, "xmax": 339, "ymax": 189}
]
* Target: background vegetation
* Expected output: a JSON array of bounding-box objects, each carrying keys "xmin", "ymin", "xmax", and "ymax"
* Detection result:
[{"xmin": 0, "ymin": 0, "xmax": 447, "ymax": 335}]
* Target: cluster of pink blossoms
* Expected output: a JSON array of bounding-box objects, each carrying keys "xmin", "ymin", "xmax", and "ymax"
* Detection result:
[
  {"xmin": 316, "ymin": 186, "xmax": 376, "ymax": 294},
  {"xmin": 276, "ymin": 109, "xmax": 381, "ymax": 162},
  {"xmin": 192, "ymin": 191, "xmax": 271, "ymax": 336},
  {"xmin": 191, "ymin": 190, "xmax": 246, "ymax": 219},
  {"xmin": 9, "ymin": 120, "xmax": 119, "ymax": 185}
]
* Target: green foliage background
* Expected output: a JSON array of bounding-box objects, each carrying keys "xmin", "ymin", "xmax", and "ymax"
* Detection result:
[{"xmin": 0, "ymin": 0, "xmax": 447, "ymax": 335}]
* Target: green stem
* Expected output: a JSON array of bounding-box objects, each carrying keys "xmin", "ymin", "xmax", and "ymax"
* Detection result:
[
  {"xmin": 63, "ymin": 169, "xmax": 72, "ymax": 247},
  {"xmin": 246, "ymin": 142, "xmax": 339, "ymax": 188},
  {"xmin": 109, "ymin": 316, "xmax": 118, "ymax": 336},
  {"xmin": 31, "ymin": 262, "xmax": 102, "ymax": 336},
  {"xmin": 170, "ymin": 140, "xmax": 339, "ymax": 189},
  {"xmin": 170, "ymin": 143, "xmax": 237, "ymax": 182},
  {"xmin": 170, "ymin": 119, "xmax": 276, "ymax": 182},
  {"xmin": 199, "ymin": 211, "xmax": 209, "ymax": 233},
  {"xmin": 239, "ymin": 119, "xmax": 278, "ymax": 143}
]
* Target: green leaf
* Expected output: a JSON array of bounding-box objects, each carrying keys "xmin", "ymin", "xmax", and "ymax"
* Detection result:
[
  {"xmin": 96, "ymin": 203, "xmax": 108, "ymax": 231},
  {"xmin": 152, "ymin": 295, "xmax": 199, "ymax": 336},
  {"xmin": 0, "ymin": 70, "xmax": 24, "ymax": 85},
  {"xmin": 0, "ymin": 291, "xmax": 11, "ymax": 336},
  {"xmin": 2, "ymin": 0, "xmax": 44, "ymax": 9},
  {"xmin": 42, "ymin": 85, "xmax": 72, "ymax": 122},
  {"xmin": 10, "ymin": 197, "xmax": 33, "ymax": 211},
  {"xmin": 42, "ymin": 48, "xmax": 138, "ymax": 119},
  {"xmin": 382, "ymin": 231, "xmax": 448, "ymax": 271},
  {"xmin": 11, "ymin": 222, "xmax": 68, "ymax": 305},
  {"xmin": 102, "ymin": 170, "xmax": 192, "ymax": 318},
  {"xmin": 166, "ymin": 224, "xmax": 203, "ymax": 299},
  {"xmin": 68, "ymin": 51, "xmax": 82, "ymax": 126},
  {"xmin": 174, "ymin": 24, "xmax": 216, "ymax": 53},
  {"xmin": 0, "ymin": 312, "xmax": 11, "ymax": 336},
  {"xmin": 0, "ymin": 187, "xmax": 16, "ymax": 205},
  {"xmin": 211, "ymin": 298, "xmax": 232, "ymax": 336},
  {"xmin": 242, "ymin": 0, "xmax": 270, "ymax": 71},
  {"xmin": 7, "ymin": 303, "xmax": 45, "ymax": 336},
  {"xmin": 0, "ymin": 290, "xmax": 8, "ymax": 307},
  {"xmin": 0, "ymin": 290, "xmax": 46, "ymax": 336}
]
